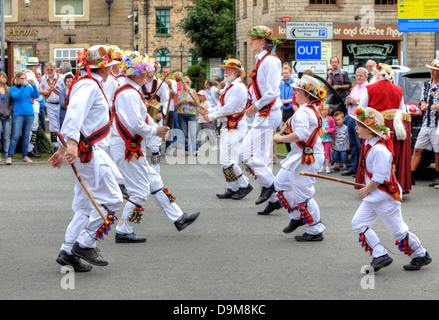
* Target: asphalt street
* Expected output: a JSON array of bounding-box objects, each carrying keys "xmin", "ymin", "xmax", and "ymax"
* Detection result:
[{"xmin": 0, "ymin": 149, "xmax": 438, "ymax": 303}]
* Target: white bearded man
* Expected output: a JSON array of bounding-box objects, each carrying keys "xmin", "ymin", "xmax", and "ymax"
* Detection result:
[
  {"xmin": 200, "ymin": 59, "xmax": 253, "ymax": 200},
  {"xmin": 110, "ymin": 51, "xmax": 200, "ymax": 243}
]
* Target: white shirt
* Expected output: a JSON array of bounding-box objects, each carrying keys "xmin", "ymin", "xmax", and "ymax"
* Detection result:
[
  {"xmin": 103, "ymin": 73, "xmax": 119, "ymax": 108},
  {"xmin": 248, "ymin": 50, "xmax": 282, "ymax": 112},
  {"xmin": 40, "ymin": 73, "xmax": 65, "ymax": 103},
  {"xmin": 61, "ymin": 72, "xmax": 109, "ymax": 147},
  {"xmin": 362, "ymin": 136, "xmax": 401, "ymax": 202},
  {"xmin": 112, "ymin": 77, "xmax": 157, "ymax": 141},
  {"xmin": 208, "ymin": 77, "xmax": 247, "ymax": 124}
]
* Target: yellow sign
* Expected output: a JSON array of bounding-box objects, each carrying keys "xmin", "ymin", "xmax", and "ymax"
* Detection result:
[{"xmin": 398, "ymin": 0, "xmax": 439, "ymax": 19}]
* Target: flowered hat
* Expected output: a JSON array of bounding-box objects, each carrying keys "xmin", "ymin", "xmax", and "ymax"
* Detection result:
[
  {"xmin": 107, "ymin": 45, "xmax": 124, "ymax": 62},
  {"xmin": 293, "ymin": 75, "xmax": 326, "ymax": 100},
  {"xmin": 426, "ymin": 59, "xmax": 439, "ymax": 71},
  {"xmin": 77, "ymin": 45, "xmax": 120, "ymax": 70},
  {"xmin": 373, "ymin": 63, "xmax": 394, "ymax": 82},
  {"xmin": 220, "ymin": 58, "xmax": 245, "ymax": 78},
  {"xmin": 350, "ymin": 107, "xmax": 390, "ymax": 138},
  {"xmin": 246, "ymin": 25, "xmax": 281, "ymax": 45},
  {"xmin": 120, "ymin": 51, "xmax": 155, "ymax": 77}
]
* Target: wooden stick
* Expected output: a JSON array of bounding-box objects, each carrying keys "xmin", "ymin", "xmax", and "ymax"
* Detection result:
[
  {"xmin": 57, "ymin": 132, "xmax": 109, "ymax": 224},
  {"xmin": 145, "ymin": 75, "xmax": 166, "ymax": 104},
  {"xmin": 179, "ymin": 76, "xmax": 202, "ymax": 108},
  {"xmin": 300, "ymin": 172, "xmax": 366, "ymax": 188}
]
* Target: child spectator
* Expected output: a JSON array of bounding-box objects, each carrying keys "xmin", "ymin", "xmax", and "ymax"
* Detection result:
[
  {"xmin": 319, "ymin": 104, "xmax": 336, "ymax": 173},
  {"xmin": 332, "ymin": 111, "xmax": 349, "ymax": 173}
]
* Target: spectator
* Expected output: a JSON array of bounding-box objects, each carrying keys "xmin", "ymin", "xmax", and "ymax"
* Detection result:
[
  {"xmin": 176, "ymin": 76, "xmax": 199, "ymax": 156},
  {"xmin": 326, "ymin": 56, "xmax": 352, "ymax": 102},
  {"xmin": 59, "ymin": 73, "xmax": 74, "ymax": 129},
  {"xmin": 358, "ymin": 63, "xmax": 411, "ymax": 194},
  {"xmin": 342, "ymin": 67, "xmax": 369, "ymax": 177},
  {"xmin": 332, "ymin": 111, "xmax": 349, "ymax": 173},
  {"xmin": 411, "ymin": 59, "xmax": 439, "ymax": 186},
  {"xmin": 59, "ymin": 61, "xmax": 72, "ymax": 75},
  {"xmin": 6, "ymin": 72, "xmax": 40, "ymax": 164},
  {"xmin": 365, "ymin": 60, "xmax": 377, "ymax": 82},
  {"xmin": 319, "ymin": 104, "xmax": 336, "ymax": 174},
  {"xmin": 161, "ymin": 67, "xmax": 177, "ymax": 153},
  {"xmin": 36, "ymin": 68, "xmax": 46, "ymax": 133},
  {"xmin": 196, "ymin": 90, "xmax": 216, "ymax": 150},
  {"xmin": 169, "ymin": 71, "xmax": 184, "ymax": 151},
  {"xmin": 280, "ymin": 65, "xmax": 295, "ymax": 152},
  {"xmin": 0, "ymin": 72, "xmax": 13, "ymax": 161}
]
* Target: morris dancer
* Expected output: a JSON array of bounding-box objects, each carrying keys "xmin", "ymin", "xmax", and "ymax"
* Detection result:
[
  {"xmin": 270, "ymin": 75, "xmax": 326, "ymax": 241},
  {"xmin": 240, "ymin": 25, "xmax": 282, "ymax": 207},
  {"xmin": 200, "ymin": 59, "xmax": 253, "ymax": 200},
  {"xmin": 49, "ymin": 45, "xmax": 123, "ymax": 271},
  {"xmin": 350, "ymin": 106, "xmax": 432, "ymax": 272},
  {"xmin": 111, "ymin": 51, "xmax": 200, "ymax": 243},
  {"xmin": 40, "ymin": 62, "xmax": 65, "ymax": 151}
]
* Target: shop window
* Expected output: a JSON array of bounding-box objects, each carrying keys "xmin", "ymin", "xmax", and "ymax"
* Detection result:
[
  {"xmin": 156, "ymin": 48, "xmax": 171, "ymax": 68},
  {"xmin": 309, "ymin": 0, "xmax": 338, "ymax": 5},
  {"xmin": 156, "ymin": 9, "xmax": 171, "ymax": 35},
  {"xmin": 54, "ymin": 47, "xmax": 84, "ymax": 72},
  {"xmin": 375, "ymin": 0, "xmax": 396, "ymax": 5}
]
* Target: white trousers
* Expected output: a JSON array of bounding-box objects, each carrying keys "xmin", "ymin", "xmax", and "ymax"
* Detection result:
[
  {"xmin": 220, "ymin": 122, "xmax": 249, "ymax": 192},
  {"xmin": 274, "ymin": 154, "xmax": 325, "ymax": 235},
  {"xmin": 239, "ymin": 109, "xmax": 282, "ymax": 188},
  {"xmin": 352, "ymin": 199, "xmax": 426, "ymax": 259},
  {"xmin": 46, "ymin": 101, "xmax": 60, "ymax": 134},
  {"xmin": 61, "ymin": 150, "xmax": 123, "ymax": 253},
  {"xmin": 111, "ymin": 140, "xmax": 183, "ymax": 235}
]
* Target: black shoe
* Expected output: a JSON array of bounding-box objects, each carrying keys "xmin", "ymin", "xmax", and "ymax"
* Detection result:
[
  {"xmin": 255, "ymin": 184, "xmax": 275, "ymax": 205},
  {"xmin": 216, "ymin": 189, "xmax": 236, "ymax": 199},
  {"xmin": 28, "ymin": 150, "xmax": 41, "ymax": 158},
  {"xmin": 258, "ymin": 200, "xmax": 282, "ymax": 215},
  {"xmin": 341, "ymin": 170, "xmax": 355, "ymax": 176},
  {"xmin": 403, "ymin": 252, "xmax": 432, "ymax": 271},
  {"xmin": 56, "ymin": 250, "xmax": 92, "ymax": 272},
  {"xmin": 428, "ymin": 177, "xmax": 439, "ymax": 187},
  {"xmin": 119, "ymin": 184, "xmax": 128, "ymax": 196},
  {"xmin": 115, "ymin": 232, "xmax": 147, "ymax": 243},
  {"xmin": 283, "ymin": 219, "xmax": 305, "ymax": 233},
  {"xmin": 174, "ymin": 212, "xmax": 200, "ymax": 231},
  {"xmin": 71, "ymin": 242, "xmax": 108, "ymax": 266},
  {"xmin": 232, "ymin": 184, "xmax": 253, "ymax": 200},
  {"xmin": 294, "ymin": 232, "xmax": 324, "ymax": 242},
  {"xmin": 370, "ymin": 254, "xmax": 393, "ymax": 272}
]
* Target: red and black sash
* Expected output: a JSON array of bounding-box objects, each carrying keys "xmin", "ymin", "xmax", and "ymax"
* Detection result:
[
  {"xmin": 141, "ymin": 79, "xmax": 161, "ymax": 102},
  {"xmin": 359, "ymin": 140, "xmax": 401, "ymax": 202},
  {"xmin": 296, "ymin": 104, "xmax": 322, "ymax": 165},
  {"xmin": 112, "ymin": 83, "xmax": 149, "ymax": 162},
  {"xmin": 248, "ymin": 52, "xmax": 277, "ymax": 117},
  {"xmin": 64, "ymin": 72, "xmax": 110, "ymax": 163},
  {"xmin": 220, "ymin": 83, "xmax": 245, "ymax": 130},
  {"xmin": 78, "ymin": 122, "xmax": 111, "ymax": 163}
]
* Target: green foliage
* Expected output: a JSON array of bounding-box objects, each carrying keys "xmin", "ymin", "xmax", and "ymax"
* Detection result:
[
  {"xmin": 186, "ymin": 64, "xmax": 201, "ymax": 86},
  {"xmin": 178, "ymin": 0, "xmax": 234, "ymax": 60}
]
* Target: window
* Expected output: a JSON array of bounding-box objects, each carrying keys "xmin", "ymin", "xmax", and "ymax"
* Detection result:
[
  {"xmin": 4, "ymin": 0, "xmax": 13, "ymax": 17},
  {"xmin": 50, "ymin": 46, "xmax": 87, "ymax": 73},
  {"xmin": 187, "ymin": 53, "xmax": 200, "ymax": 67},
  {"xmin": 54, "ymin": 0, "xmax": 84, "ymax": 16},
  {"xmin": 156, "ymin": 48, "xmax": 171, "ymax": 68},
  {"xmin": 309, "ymin": 0, "xmax": 338, "ymax": 4},
  {"xmin": 49, "ymin": 0, "xmax": 89, "ymax": 22},
  {"xmin": 156, "ymin": 9, "xmax": 171, "ymax": 35},
  {"xmin": 375, "ymin": 0, "xmax": 396, "ymax": 5}
]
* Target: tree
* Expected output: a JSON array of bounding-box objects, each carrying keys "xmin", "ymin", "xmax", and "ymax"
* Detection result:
[{"xmin": 178, "ymin": 0, "xmax": 234, "ymax": 60}]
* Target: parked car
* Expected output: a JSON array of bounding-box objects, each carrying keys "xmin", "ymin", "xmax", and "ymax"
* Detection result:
[{"xmin": 399, "ymin": 70, "xmax": 434, "ymax": 167}]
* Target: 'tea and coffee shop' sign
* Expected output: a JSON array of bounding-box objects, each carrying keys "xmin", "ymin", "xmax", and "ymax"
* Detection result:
[{"xmin": 273, "ymin": 23, "xmax": 403, "ymax": 40}]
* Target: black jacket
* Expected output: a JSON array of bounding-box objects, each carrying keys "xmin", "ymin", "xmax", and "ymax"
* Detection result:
[{"xmin": 0, "ymin": 89, "xmax": 13, "ymax": 119}]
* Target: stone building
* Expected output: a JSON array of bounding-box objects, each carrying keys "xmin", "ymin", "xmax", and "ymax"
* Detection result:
[{"xmin": 235, "ymin": 0, "xmax": 437, "ymax": 79}]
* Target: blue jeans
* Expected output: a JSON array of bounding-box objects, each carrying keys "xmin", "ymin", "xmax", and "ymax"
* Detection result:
[
  {"xmin": 345, "ymin": 115, "xmax": 362, "ymax": 172},
  {"xmin": 0, "ymin": 117, "xmax": 12, "ymax": 156},
  {"xmin": 177, "ymin": 113, "xmax": 198, "ymax": 154},
  {"xmin": 8, "ymin": 114, "xmax": 34, "ymax": 158}
]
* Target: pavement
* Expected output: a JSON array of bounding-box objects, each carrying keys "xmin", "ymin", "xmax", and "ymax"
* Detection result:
[{"xmin": 0, "ymin": 151, "xmax": 438, "ymax": 303}]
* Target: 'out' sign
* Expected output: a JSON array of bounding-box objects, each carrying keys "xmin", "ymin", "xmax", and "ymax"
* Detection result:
[{"xmin": 295, "ymin": 41, "xmax": 322, "ymax": 60}]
